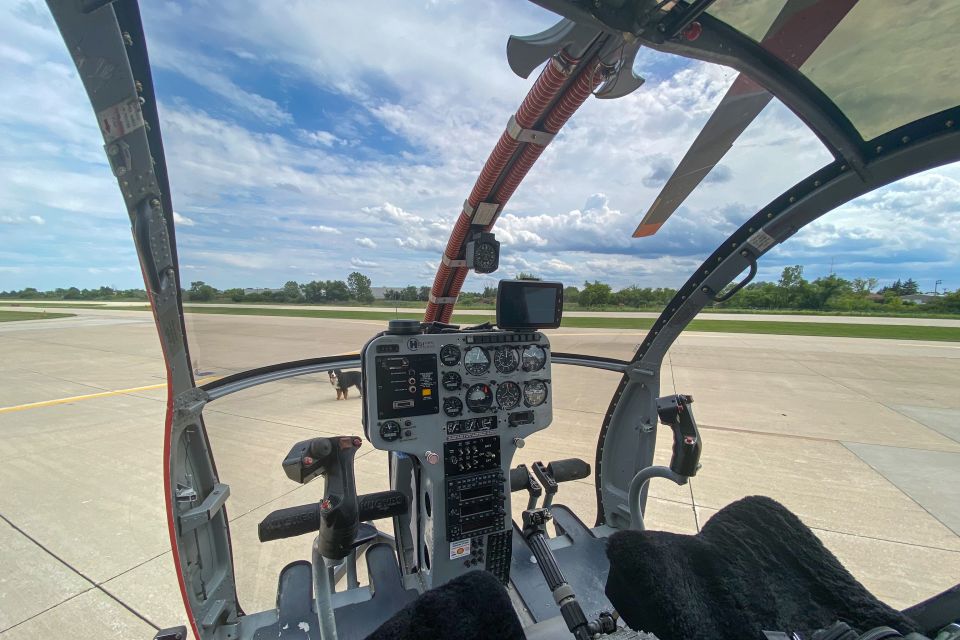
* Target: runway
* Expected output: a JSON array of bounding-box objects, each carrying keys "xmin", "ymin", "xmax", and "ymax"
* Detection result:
[{"xmin": 1, "ymin": 307, "xmax": 958, "ymax": 638}]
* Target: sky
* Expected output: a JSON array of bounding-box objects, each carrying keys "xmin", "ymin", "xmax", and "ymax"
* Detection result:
[{"xmin": 1, "ymin": 0, "xmax": 958, "ymax": 295}]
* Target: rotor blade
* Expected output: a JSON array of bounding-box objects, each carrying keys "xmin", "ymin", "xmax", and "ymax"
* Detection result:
[{"xmin": 633, "ymin": 0, "xmax": 857, "ymax": 238}]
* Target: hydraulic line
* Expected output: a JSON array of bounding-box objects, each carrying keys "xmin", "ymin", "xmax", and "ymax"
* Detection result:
[
  {"xmin": 431, "ymin": 58, "xmax": 608, "ymax": 324},
  {"xmin": 425, "ymin": 53, "xmax": 578, "ymax": 322}
]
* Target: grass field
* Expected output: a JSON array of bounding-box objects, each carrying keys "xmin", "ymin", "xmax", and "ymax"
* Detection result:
[
  {"xmin": 0, "ymin": 310, "xmax": 75, "ymax": 322},
  {"xmin": 155, "ymin": 305, "xmax": 960, "ymax": 342},
  {"xmin": 2, "ymin": 302, "xmax": 957, "ymax": 341},
  {"xmin": 0, "ymin": 302, "xmax": 106, "ymax": 308}
]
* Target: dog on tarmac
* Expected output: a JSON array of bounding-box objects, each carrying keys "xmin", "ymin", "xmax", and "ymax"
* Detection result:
[{"xmin": 329, "ymin": 369, "xmax": 362, "ymax": 400}]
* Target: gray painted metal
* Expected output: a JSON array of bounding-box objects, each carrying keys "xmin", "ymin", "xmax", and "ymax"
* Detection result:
[
  {"xmin": 313, "ymin": 545, "xmax": 339, "ymax": 640},
  {"xmin": 627, "ymin": 466, "xmax": 687, "ymax": 530},
  {"xmin": 46, "ymin": 3, "xmax": 238, "ymax": 637},
  {"xmin": 506, "ymin": 18, "xmax": 603, "ymax": 78},
  {"xmin": 550, "ymin": 355, "xmax": 628, "ymax": 373},
  {"xmin": 205, "ymin": 358, "xmax": 361, "ymax": 401}
]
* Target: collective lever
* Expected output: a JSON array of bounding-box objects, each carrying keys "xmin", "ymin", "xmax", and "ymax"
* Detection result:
[
  {"xmin": 521, "ymin": 508, "xmax": 617, "ymax": 640},
  {"xmin": 281, "ymin": 435, "xmax": 362, "ymax": 560}
]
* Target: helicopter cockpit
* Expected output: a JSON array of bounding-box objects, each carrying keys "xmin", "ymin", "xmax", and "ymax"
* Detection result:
[{"xmin": 41, "ymin": 0, "xmax": 960, "ymax": 639}]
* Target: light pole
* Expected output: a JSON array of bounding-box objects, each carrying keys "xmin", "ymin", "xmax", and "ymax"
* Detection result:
[{"xmin": 935, "ymin": 279, "xmax": 943, "ymax": 295}]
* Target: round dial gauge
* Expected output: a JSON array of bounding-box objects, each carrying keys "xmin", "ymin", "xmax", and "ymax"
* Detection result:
[
  {"xmin": 440, "ymin": 344, "xmax": 461, "ymax": 367},
  {"xmin": 496, "ymin": 381, "xmax": 521, "ymax": 410},
  {"xmin": 466, "ymin": 383, "xmax": 494, "ymax": 413},
  {"xmin": 442, "ymin": 371, "xmax": 462, "ymax": 391},
  {"xmin": 493, "ymin": 346, "xmax": 520, "ymax": 373},
  {"xmin": 523, "ymin": 380, "xmax": 548, "ymax": 407},
  {"xmin": 521, "ymin": 345, "xmax": 547, "ymax": 372},
  {"xmin": 463, "ymin": 346, "xmax": 490, "ymax": 376},
  {"xmin": 473, "ymin": 241, "xmax": 498, "ymax": 273},
  {"xmin": 443, "ymin": 396, "xmax": 463, "ymax": 417}
]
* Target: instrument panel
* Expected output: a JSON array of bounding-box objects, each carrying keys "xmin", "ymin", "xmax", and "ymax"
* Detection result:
[{"xmin": 362, "ymin": 329, "xmax": 553, "ymax": 588}]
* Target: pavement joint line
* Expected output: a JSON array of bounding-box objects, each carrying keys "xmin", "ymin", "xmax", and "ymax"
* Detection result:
[
  {"xmin": 204, "ymin": 407, "xmax": 361, "ymax": 435},
  {"xmin": 0, "ymin": 376, "xmax": 219, "ymax": 414},
  {"xmin": 782, "ymin": 354, "xmax": 960, "ymax": 450},
  {"xmin": 841, "ymin": 441, "xmax": 960, "ymax": 540},
  {"xmin": 0, "ymin": 586, "xmax": 98, "ymax": 635},
  {"xmin": 0, "ymin": 512, "xmax": 160, "ymax": 633}
]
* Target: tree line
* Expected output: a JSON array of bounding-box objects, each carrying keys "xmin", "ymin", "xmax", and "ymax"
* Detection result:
[
  {"xmin": 559, "ymin": 268, "xmax": 958, "ymax": 313},
  {"xmin": 2, "ymin": 267, "xmax": 957, "ymax": 313}
]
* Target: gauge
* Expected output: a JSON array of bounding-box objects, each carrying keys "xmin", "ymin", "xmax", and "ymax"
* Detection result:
[
  {"xmin": 523, "ymin": 380, "xmax": 548, "ymax": 407},
  {"xmin": 440, "ymin": 344, "xmax": 461, "ymax": 367},
  {"xmin": 443, "ymin": 396, "xmax": 463, "ymax": 417},
  {"xmin": 442, "ymin": 371, "xmax": 462, "ymax": 391},
  {"xmin": 466, "ymin": 383, "xmax": 494, "ymax": 413},
  {"xmin": 379, "ymin": 420, "xmax": 401, "ymax": 442},
  {"xmin": 521, "ymin": 345, "xmax": 546, "ymax": 372},
  {"xmin": 463, "ymin": 346, "xmax": 490, "ymax": 376},
  {"xmin": 493, "ymin": 346, "xmax": 519, "ymax": 373},
  {"xmin": 496, "ymin": 381, "xmax": 521, "ymax": 410}
]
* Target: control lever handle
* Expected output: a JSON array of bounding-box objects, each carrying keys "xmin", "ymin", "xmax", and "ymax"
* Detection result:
[
  {"xmin": 546, "ymin": 458, "xmax": 591, "ymax": 484},
  {"xmin": 258, "ymin": 490, "xmax": 408, "ymax": 543},
  {"xmin": 531, "ymin": 461, "xmax": 558, "ymax": 508},
  {"xmin": 510, "ymin": 464, "xmax": 543, "ymax": 510},
  {"xmin": 657, "ymin": 394, "xmax": 702, "ymax": 477},
  {"xmin": 281, "ymin": 435, "xmax": 362, "ymax": 560}
]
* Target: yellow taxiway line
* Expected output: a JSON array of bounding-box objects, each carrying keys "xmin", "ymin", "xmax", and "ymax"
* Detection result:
[{"xmin": 0, "ymin": 376, "xmax": 220, "ymax": 415}]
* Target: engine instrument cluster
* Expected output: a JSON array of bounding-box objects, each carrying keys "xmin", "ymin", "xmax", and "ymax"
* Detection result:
[{"xmin": 362, "ymin": 329, "xmax": 553, "ymax": 589}]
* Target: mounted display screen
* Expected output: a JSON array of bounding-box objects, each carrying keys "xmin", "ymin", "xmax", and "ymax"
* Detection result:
[
  {"xmin": 374, "ymin": 354, "xmax": 439, "ymax": 419},
  {"xmin": 496, "ymin": 280, "xmax": 563, "ymax": 330}
]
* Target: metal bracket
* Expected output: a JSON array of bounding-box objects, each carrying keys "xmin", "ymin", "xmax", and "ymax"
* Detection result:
[
  {"xmin": 429, "ymin": 294, "xmax": 458, "ymax": 305},
  {"xmin": 506, "ymin": 114, "xmax": 556, "ymax": 146},
  {"xmin": 152, "ymin": 626, "xmax": 187, "ymax": 640},
  {"xmin": 441, "ymin": 254, "xmax": 467, "ymax": 268},
  {"xmin": 173, "ymin": 386, "xmax": 209, "ymax": 422},
  {"xmin": 471, "ymin": 202, "xmax": 500, "ymax": 226},
  {"xmin": 179, "ymin": 483, "xmax": 230, "ymax": 534}
]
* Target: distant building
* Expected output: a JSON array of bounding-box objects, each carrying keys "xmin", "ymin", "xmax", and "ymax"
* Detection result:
[
  {"xmin": 900, "ymin": 294, "xmax": 938, "ymax": 304},
  {"xmin": 371, "ymin": 287, "xmax": 400, "ymax": 300},
  {"xmin": 243, "ymin": 287, "xmax": 283, "ymax": 295}
]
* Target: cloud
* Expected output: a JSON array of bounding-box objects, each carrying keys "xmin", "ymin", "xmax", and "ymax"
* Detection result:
[
  {"xmin": 351, "ymin": 257, "xmax": 379, "ymax": 268},
  {"xmin": 4, "ymin": 0, "xmax": 959, "ymax": 295},
  {"xmin": 355, "ymin": 237, "xmax": 377, "ymax": 249},
  {"xmin": 299, "ymin": 130, "xmax": 343, "ymax": 148},
  {"xmin": 173, "ymin": 211, "xmax": 196, "ymax": 226},
  {"xmin": 1, "ymin": 214, "xmax": 46, "ymax": 225},
  {"xmin": 362, "ymin": 202, "xmax": 424, "ymax": 226}
]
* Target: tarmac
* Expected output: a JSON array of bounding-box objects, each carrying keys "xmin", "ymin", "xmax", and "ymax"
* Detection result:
[{"xmin": 1, "ymin": 307, "xmax": 958, "ymax": 639}]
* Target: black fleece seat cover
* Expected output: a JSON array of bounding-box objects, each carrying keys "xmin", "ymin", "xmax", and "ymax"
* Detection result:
[
  {"xmin": 605, "ymin": 496, "xmax": 919, "ymax": 640},
  {"xmin": 365, "ymin": 570, "xmax": 525, "ymax": 640}
]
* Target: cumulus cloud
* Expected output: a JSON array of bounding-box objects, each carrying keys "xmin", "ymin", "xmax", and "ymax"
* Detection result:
[
  {"xmin": 173, "ymin": 211, "xmax": 196, "ymax": 226},
  {"xmin": 4, "ymin": 0, "xmax": 958, "ymax": 293},
  {"xmin": 355, "ymin": 237, "xmax": 377, "ymax": 249}
]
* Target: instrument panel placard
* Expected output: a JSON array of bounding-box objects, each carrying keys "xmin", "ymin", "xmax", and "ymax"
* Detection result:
[{"xmin": 374, "ymin": 354, "xmax": 439, "ymax": 419}]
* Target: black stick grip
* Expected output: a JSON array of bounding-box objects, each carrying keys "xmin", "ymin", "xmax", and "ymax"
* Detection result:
[
  {"xmin": 357, "ymin": 490, "xmax": 408, "ymax": 522},
  {"xmin": 510, "ymin": 466, "xmax": 528, "ymax": 493},
  {"xmin": 258, "ymin": 490, "xmax": 407, "ymax": 543},
  {"xmin": 259, "ymin": 503, "xmax": 320, "ymax": 542},
  {"xmin": 546, "ymin": 458, "xmax": 591, "ymax": 484}
]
